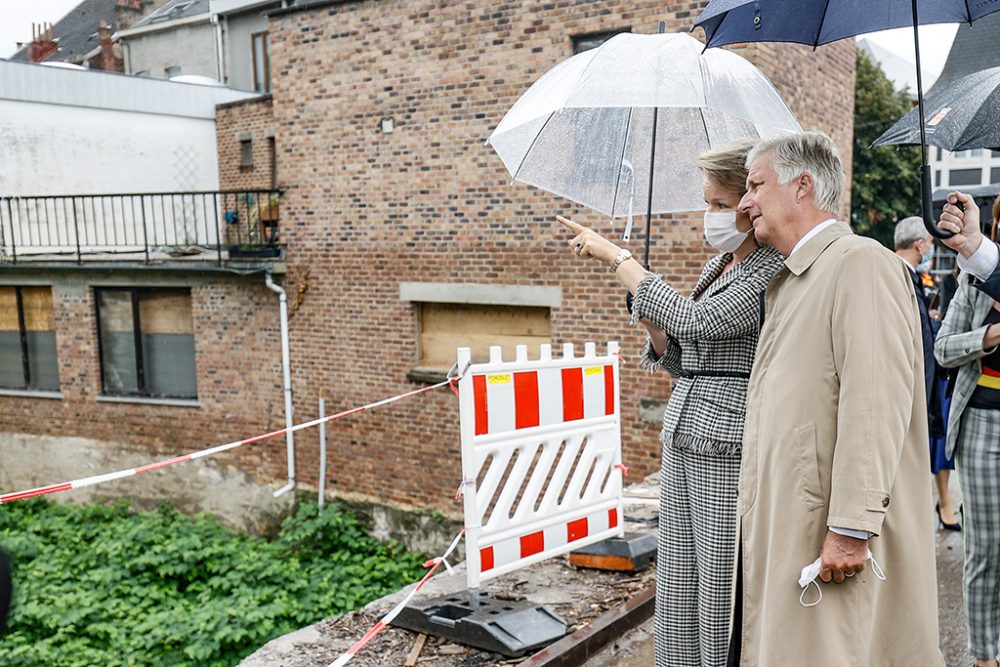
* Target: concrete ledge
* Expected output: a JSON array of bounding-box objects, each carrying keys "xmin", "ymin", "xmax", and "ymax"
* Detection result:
[
  {"xmin": 399, "ymin": 282, "xmax": 561, "ymax": 308},
  {"xmin": 0, "ymin": 389, "xmax": 63, "ymax": 400},
  {"xmin": 97, "ymin": 395, "xmax": 201, "ymax": 408}
]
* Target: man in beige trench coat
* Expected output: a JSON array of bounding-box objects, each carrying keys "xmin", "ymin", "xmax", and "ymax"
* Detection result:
[{"xmin": 730, "ymin": 132, "xmax": 944, "ymax": 666}]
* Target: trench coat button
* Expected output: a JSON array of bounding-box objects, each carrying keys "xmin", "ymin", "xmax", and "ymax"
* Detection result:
[{"xmin": 882, "ymin": 496, "xmax": 891, "ymax": 508}]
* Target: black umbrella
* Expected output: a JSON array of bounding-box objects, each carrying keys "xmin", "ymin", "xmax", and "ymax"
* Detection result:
[
  {"xmin": 694, "ymin": 0, "xmax": 1000, "ymax": 239},
  {"xmin": 873, "ymin": 66, "xmax": 1000, "ymax": 153}
]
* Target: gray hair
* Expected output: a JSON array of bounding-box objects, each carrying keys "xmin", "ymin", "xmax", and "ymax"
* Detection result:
[
  {"xmin": 745, "ymin": 131, "xmax": 844, "ymax": 214},
  {"xmin": 894, "ymin": 216, "xmax": 929, "ymax": 250}
]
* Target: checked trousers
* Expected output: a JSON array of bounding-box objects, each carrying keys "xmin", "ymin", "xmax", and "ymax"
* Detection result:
[
  {"xmin": 655, "ymin": 444, "xmax": 740, "ymax": 667},
  {"xmin": 956, "ymin": 407, "xmax": 1000, "ymax": 660}
]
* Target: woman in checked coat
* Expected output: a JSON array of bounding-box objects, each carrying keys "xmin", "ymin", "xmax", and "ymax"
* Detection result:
[
  {"xmin": 558, "ymin": 139, "xmax": 782, "ymax": 667},
  {"xmin": 935, "ymin": 194, "xmax": 1000, "ymax": 667}
]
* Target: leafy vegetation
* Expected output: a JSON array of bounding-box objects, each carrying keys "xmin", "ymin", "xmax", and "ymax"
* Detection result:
[
  {"xmin": 0, "ymin": 499, "xmax": 425, "ymax": 667},
  {"xmin": 851, "ymin": 48, "xmax": 923, "ymax": 249}
]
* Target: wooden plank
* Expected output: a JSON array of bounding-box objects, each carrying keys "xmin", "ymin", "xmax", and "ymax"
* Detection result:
[
  {"xmin": 419, "ymin": 302, "xmax": 552, "ymax": 368},
  {"xmin": 21, "ymin": 287, "xmax": 54, "ymax": 332},
  {"xmin": 403, "ymin": 633, "xmax": 426, "ymax": 667},
  {"xmin": 0, "ymin": 287, "xmax": 17, "ymax": 332},
  {"xmin": 139, "ymin": 290, "xmax": 194, "ymax": 335}
]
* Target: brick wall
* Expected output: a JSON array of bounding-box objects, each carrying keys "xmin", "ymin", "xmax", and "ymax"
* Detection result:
[
  {"xmin": 0, "ymin": 275, "xmax": 291, "ymax": 509},
  {"xmin": 210, "ymin": 0, "xmax": 856, "ymax": 515},
  {"xmin": 217, "ymin": 96, "xmax": 277, "ymax": 192}
]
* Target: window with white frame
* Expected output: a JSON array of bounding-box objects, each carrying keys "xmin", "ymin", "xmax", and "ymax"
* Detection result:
[{"xmin": 251, "ymin": 31, "xmax": 271, "ymax": 93}]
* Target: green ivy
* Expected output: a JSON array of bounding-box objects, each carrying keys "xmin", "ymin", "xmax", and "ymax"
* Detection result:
[{"xmin": 0, "ymin": 499, "xmax": 426, "ymax": 667}]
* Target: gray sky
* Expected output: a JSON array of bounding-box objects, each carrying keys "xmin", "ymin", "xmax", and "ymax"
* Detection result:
[
  {"xmin": 0, "ymin": 0, "xmax": 83, "ymax": 58},
  {"xmin": 0, "ymin": 1, "xmax": 960, "ymax": 78}
]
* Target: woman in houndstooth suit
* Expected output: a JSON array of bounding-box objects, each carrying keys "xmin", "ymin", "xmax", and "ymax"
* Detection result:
[
  {"xmin": 558, "ymin": 139, "xmax": 782, "ymax": 667},
  {"xmin": 934, "ymin": 194, "xmax": 1000, "ymax": 667}
]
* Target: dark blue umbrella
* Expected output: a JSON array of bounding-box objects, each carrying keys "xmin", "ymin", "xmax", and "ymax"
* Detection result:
[{"xmin": 694, "ymin": 1, "xmax": 1000, "ymax": 239}]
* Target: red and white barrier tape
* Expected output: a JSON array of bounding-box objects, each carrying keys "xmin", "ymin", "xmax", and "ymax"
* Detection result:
[
  {"xmin": 0, "ymin": 377, "xmax": 459, "ymax": 505},
  {"xmin": 328, "ymin": 528, "xmax": 465, "ymax": 667}
]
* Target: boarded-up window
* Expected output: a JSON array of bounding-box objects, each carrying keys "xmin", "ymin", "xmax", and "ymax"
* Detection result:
[
  {"xmin": 97, "ymin": 287, "xmax": 196, "ymax": 398},
  {"xmin": 0, "ymin": 286, "xmax": 59, "ymax": 391},
  {"xmin": 418, "ymin": 303, "xmax": 551, "ymax": 370}
]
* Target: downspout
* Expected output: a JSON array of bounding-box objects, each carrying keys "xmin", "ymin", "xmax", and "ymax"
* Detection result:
[
  {"xmin": 211, "ymin": 13, "xmax": 225, "ymax": 83},
  {"xmin": 265, "ymin": 272, "xmax": 295, "ymax": 497}
]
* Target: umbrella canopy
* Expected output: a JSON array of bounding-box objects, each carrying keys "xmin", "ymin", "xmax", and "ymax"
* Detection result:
[
  {"xmin": 696, "ymin": 2, "xmax": 999, "ymax": 48},
  {"xmin": 487, "ymin": 32, "xmax": 800, "ymax": 227},
  {"xmin": 695, "ymin": 0, "xmax": 1000, "ymax": 239},
  {"xmin": 873, "ymin": 65, "xmax": 1000, "ymax": 152}
]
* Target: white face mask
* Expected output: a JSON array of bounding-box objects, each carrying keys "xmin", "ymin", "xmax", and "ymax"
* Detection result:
[
  {"xmin": 703, "ymin": 210, "xmax": 749, "ymax": 253},
  {"xmin": 798, "ymin": 549, "xmax": 886, "ymax": 607}
]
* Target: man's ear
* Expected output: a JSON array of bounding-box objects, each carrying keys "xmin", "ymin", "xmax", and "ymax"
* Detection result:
[{"xmin": 795, "ymin": 172, "xmax": 814, "ymax": 204}]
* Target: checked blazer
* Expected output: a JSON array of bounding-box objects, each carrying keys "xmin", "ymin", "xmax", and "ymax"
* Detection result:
[
  {"xmin": 934, "ymin": 272, "xmax": 999, "ymax": 459},
  {"xmin": 632, "ymin": 245, "xmax": 783, "ymax": 456}
]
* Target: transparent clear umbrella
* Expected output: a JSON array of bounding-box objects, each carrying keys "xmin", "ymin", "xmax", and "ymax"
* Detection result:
[{"xmin": 486, "ymin": 31, "xmax": 800, "ymax": 259}]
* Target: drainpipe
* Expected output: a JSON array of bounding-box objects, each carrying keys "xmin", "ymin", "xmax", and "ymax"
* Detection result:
[
  {"xmin": 211, "ymin": 13, "xmax": 225, "ymax": 83},
  {"xmin": 265, "ymin": 272, "xmax": 295, "ymax": 497}
]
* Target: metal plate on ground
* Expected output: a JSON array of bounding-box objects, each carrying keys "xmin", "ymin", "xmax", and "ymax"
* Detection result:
[{"xmin": 390, "ymin": 592, "xmax": 567, "ymax": 657}]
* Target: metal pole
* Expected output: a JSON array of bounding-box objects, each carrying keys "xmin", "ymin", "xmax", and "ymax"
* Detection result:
[
  {"xmin": 643, "ymin": 21, "xmax": 666, "ymax": 269},
  {"xmin": 911, "ymin": 0, "xmax": 951, "ymax": 240},
  {"xmin": 318, "ymin": 397, "xmax": 327, "ymax": 509},
  {"xmin": 71, "ymin": 197, "xmax": 82, "ymax": 264}
]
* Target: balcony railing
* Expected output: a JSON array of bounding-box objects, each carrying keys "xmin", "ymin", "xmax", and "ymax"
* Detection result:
[{"xmin": 0, "ymin": 190, "xmax": 282, "ymax": 265}]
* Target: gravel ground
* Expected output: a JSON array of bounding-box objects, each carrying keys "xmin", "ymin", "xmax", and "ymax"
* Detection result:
[{"xmin": 239, "ymin": 475, "xmax": 661, "ymax": 667}]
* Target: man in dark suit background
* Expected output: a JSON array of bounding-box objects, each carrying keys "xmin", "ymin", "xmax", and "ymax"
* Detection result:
[{"xmin": 896, "ymin": 217, "xmax": 959, "ymax": 529}]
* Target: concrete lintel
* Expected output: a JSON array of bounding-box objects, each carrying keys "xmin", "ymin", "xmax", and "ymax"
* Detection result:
[
  {"xmin": 399, "ymin": 282, "xmax": 561, "ymax": 308},
  {"xmin": 236, "ymin": 130, "xmax": 254, "ymax": 142},
  {"xmin": 0, "ymin": 262, "xmax": 285, "ymax": 283}
]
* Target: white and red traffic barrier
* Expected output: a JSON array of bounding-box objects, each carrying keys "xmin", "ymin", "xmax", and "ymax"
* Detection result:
[
  {"xmin": 456, "ymin": 342, "xmax": 626, "ymax": 590},
  {"xmin": 0, "ymin": 377, "xmax": 458, "ymax": 505}
]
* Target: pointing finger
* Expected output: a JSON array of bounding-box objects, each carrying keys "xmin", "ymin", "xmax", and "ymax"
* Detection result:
[{"xmin": 556, "ymin": 215, "xmax": 586, "ymax": 233}]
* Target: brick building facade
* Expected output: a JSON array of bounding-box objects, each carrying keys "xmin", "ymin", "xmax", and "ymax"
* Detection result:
[
  {"xmin": 1, "ymin": 0, "xmax": 855, "ymax": 532},
  {"xmin": 213, "ymin": 0, "xmax": 856, "ymax": 513}
]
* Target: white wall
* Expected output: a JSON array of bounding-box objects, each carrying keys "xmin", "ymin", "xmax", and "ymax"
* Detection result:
[
  {"xmin": 932, "ymin": 148, "xmax": 1000, "ymax": 190},
  {"xmin": 125, "ymin": 22, "xmax": 218, "ymax": 80},
  {"xmin": 0, "ymin": 99, "xmax": 220, "ymax": 196}
]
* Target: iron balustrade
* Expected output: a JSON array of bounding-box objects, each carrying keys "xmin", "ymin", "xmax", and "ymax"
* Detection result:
[{"xmin": 0, "ymin": 190, "xmax": 282, "ymax": 265}]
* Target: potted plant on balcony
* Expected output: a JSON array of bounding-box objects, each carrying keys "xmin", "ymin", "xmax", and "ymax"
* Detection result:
[{"xmin": 259, "ymin": 193, "xmax": 280, "ymax": 225}]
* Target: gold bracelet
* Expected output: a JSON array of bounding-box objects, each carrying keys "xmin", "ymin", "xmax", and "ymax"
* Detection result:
[{"xmin": 610, "ymin": 248, "xmax": 632, "ymax": 272}]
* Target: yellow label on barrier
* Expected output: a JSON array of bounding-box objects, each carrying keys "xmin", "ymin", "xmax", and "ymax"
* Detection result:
[
  {"xmin": 584, "ymin": 366, "xmax": 603, "ymax": 376},
  {"xmin": 487, "ymin": 373, "xmax": 512, "ymax": 385}
]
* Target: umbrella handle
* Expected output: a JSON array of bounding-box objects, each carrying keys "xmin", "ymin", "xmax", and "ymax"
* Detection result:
[{"xmin": 921, "ymin": 165, "xmax": 954, "ymax": 240}]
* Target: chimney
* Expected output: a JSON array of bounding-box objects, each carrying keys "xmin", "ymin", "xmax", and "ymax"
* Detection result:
[
  {"xmin": 28, "ymin": 22, "xmax": 58, "ymax": 62},
  {"xmin": 115, "ymin": 0, "xmax": 145, "ymax": 31},
  {"xmin": 90, "ymin": 19, "xmax": 125, "ymax": 73}
]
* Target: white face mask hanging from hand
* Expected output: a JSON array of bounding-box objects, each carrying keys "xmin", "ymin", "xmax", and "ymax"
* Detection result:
[
  {"xmin": 703, "ymin": 210, "xmax": 749, "ymax": 253},
  {"xmin": 798, "ymin": 550, "xmax": 886, "ymax": 607}
]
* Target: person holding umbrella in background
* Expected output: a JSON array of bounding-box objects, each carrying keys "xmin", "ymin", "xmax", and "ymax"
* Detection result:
[
  {"xmin": 939, "ymin": 193, "xmax": 1000, "ymax": 301},
  {"xmin": 559, "ymin": 139, "xmax": 783, "ymax": 667},
  {"xmin": 935, "ymin": 193, "xmax": 1000, "ymax": 667}
]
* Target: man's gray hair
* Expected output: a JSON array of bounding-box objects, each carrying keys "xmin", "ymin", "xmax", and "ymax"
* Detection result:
[
  {"xmin": 745, "ymin": 131, "xmax": 845, "ymax": 215},
  {"xmin": 894, "ymin": 216, "xmax": 928, "ymax": 250}
]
